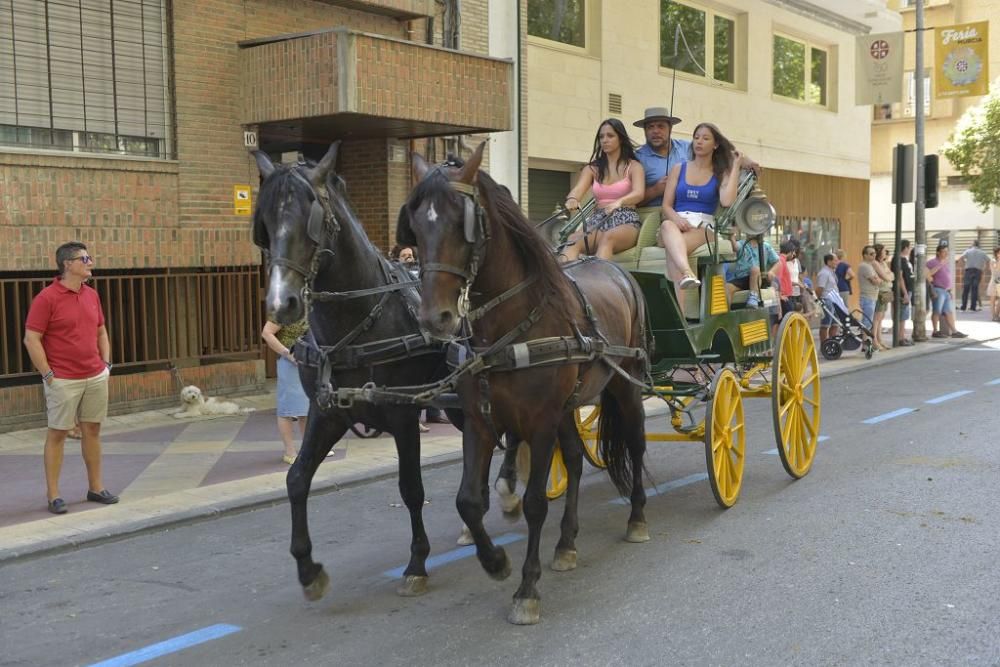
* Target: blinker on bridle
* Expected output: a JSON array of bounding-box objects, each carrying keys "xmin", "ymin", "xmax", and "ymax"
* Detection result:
[
  {"xmin": 416, "ymin": 167, "xmax": 489, "ymax": 318},
  {"xmin": 256, "ymin": 167, "xmax": 340, "ymax": 308}
]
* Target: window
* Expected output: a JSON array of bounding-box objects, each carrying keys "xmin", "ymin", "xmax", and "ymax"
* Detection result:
[
  {"xmin": 773, "ymin": 34, "xmax": 829, "ymax": 106},
  {"xmin": 660, "ymin": 0, "xmax": 736, "ymax": 84},
  {"xmin": 528, "ymin": 0, "xmax": 585, "ymax": 48},
  {"xmin": 0, "ymin": 0, "xmax": 173, "ymax": 158}
]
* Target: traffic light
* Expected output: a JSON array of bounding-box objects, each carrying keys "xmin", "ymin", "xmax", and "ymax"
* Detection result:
[{"xmin": 925, "ymin": 154, "xmax": 939, "ymax": 209}]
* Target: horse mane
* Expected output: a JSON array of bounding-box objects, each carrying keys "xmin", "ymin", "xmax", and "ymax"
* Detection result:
[{"xmin": 472, "ymin": 170, "xmax": 578, "ymax": 325}]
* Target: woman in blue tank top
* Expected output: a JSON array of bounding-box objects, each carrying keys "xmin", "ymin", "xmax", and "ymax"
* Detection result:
[{"xmin": 658, "ymin": 122, "xmax": 742, "ymax": 292}]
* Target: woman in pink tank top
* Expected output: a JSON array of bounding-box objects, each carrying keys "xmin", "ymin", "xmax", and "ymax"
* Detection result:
[{"xmin": 561, "ymin": 118, "xmax": 645, "ymax": 261}]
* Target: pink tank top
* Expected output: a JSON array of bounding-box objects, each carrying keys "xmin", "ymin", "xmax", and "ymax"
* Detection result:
[{"xmin": 591, "ymin": 163, "xmax": 632, "ymax": 207}]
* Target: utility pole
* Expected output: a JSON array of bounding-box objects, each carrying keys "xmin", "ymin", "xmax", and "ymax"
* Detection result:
[{"xmin": 912, "ymin": 0, "xmax": 928, "ymax": 341}]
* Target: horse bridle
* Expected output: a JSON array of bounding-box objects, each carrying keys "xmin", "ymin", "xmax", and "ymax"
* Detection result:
[
  {"xmin": 254, "ymin": 167, "xmax": 341, "ymax": 308},
  {"xmin": 417, "ymin": 171, "xmax": 490, "ymax": 318}
]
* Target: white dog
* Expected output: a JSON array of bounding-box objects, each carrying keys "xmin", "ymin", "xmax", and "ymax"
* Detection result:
[{"xmin": 175, "ymin": 385, "xmax": 255, "ymax": 418}]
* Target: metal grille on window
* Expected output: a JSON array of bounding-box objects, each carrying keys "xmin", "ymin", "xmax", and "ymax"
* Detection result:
[
  {"xmin": 0, "ymin": 0, "xmax": 173, "ymax": 158},
  {"xmin": 607, "ymin": 93, "xmax": 622, "ymax": 115}
]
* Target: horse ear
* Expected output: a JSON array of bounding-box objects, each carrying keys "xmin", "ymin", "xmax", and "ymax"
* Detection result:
[
  {"xmin": 310, "ymin": 141, "xmax": 341, "ymax": 187},
  {"xmin": 457, "ymin": 141, "xmax": 486, "ymax": 185},
  {"xmin": 412, "ymin": 153, "xmax": 430, "ymax": 181},
  {"xmin": 252, "ymin": 150, "xmax": 275, "ymax": 179},
  {"xmin": 396, "ymin": 206, "xmax": 417, "ymax": 247}
]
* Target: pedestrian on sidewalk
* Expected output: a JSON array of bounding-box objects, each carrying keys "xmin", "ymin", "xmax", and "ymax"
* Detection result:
[
  {"xmin": 872, "ymin": 244, "xmax": 894, "ymax": 351},
  {"xmin": 857, "ymin": 245, "xmax": 880, "ymax": 344},
  {"xmin": 23, "ymin": 242, "xmax": 119, "ymax": 515},
  {"xmin": 815, "ymin": 253, "xmax": 840, "ymax": 344},
  {"xmin": 957, "ymin": 240, "xmax": 989, "ymax": 312},
  {"xmin": 926, "ymin": 244, "xmax": 967, "ymax": 339},
  {"xmin": 989, "ymin": 247, "xmax": 1000, "ymax": 322},
  {"xmin": 890, "ymin": 239, "xmax": 915, "ymax": 346},
  {"xmin": 262, "ymin": 319, "xmax": 310, "ymax": 464},
  {"xmin": 834, "ymin": 248, "xmax": 854, "ymax": 307}
]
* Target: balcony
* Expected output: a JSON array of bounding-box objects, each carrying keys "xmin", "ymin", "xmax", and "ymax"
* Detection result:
[{"xmin": 239, "ymin": 28, "xmax": 513, "ymax": 147}]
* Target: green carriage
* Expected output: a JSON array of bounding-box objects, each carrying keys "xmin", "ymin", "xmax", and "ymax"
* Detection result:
[{"xmin": 550, "ymin": 172, "xmax": 821, "ymax": 507}]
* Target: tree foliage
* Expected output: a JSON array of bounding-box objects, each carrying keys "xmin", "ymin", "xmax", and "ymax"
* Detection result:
[
  {"xmin": 527, "ymin": 0, "xmax": 585, "ymax": 48},
  {"xmin": 941, "ymin": 79, "xmax": 1000, "ymax": 212}
]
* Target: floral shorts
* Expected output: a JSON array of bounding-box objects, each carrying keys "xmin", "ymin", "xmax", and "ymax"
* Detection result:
[{"xmin": 585, "ymin": 207, "xmax": 641, "ymax": 233}]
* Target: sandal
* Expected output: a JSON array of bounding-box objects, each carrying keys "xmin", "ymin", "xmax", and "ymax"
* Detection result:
[
  {"xmin": 282, "ymin": 454, "xmax": 296, "ymax": 465},
  {"xmin": 678, "ymin": 272, "xmax": 701, "ymax": 290}
]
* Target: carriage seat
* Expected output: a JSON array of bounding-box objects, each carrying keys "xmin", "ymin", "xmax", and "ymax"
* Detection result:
[
  {"xmin": 731, "ymin": 287, "xmax": 777, "ymax": 308},
  {"xmin": 611, "ymin": 207, "xmax": 736, "ymax": 271}
]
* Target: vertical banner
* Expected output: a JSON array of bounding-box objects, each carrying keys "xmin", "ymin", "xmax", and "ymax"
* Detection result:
[
  {"xmin": 935, "ymin": 21, "xmax": 990, "ymax": 99},
  {"xmin": 856, "ymin": 31, "xmax": 904, "ymax": 105}
]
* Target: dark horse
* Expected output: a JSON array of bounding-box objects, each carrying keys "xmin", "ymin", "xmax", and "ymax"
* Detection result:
[
  {"xmin": 397, "ymin": 143, "xmax": 651, "ymax": 625},
  {"xmin": 253, "ymin": 142, "xmax": 472, "ymax": 600}
]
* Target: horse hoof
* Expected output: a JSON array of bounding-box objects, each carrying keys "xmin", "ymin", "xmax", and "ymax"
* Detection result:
[
  {"xmin": 625, "ymin": 522, "xmax": 651, "ymax": 543},
  {"xmin": 486, "ymin": 549, "xmax": 512, "ymax": 581},
  {"xmin": 302, "ymin": 568, "xmax": 330, "ymax": 602},
  {"xmin": 507, "ymin": 598, "xmax": 540, "ymax": 625},
  {"xmin": 397, "ymin": 575, "xmax": 428, "ymax": 597},
  {"xmin": 457, "ymin": 524, "xmax": 474, "ymax": 546},
  {"xmin": 550, "ymin": 549, "xmax": 578, "ymax": 572}
]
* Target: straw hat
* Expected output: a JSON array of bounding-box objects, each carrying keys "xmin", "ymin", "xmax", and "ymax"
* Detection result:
[{"xmin": 632, "ymin": 106, "xmax": 682, "ymax": 128}]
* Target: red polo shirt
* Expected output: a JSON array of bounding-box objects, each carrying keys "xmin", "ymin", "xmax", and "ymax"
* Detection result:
[{"xmin": 25, "ymin": 278, "xmax": 107, "ymax": 379}]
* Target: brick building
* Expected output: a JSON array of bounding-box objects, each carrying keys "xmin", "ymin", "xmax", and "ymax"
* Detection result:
[{"xmin": 0, "ymin": 0, "xmax": 519, "ymax": 430}]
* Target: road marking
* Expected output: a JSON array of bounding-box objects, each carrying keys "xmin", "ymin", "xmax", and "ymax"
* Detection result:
[
  {"xmin": 87, "ymin": 624, "xmax": 242, "ymax": 667},
  {"xmin": 986, "ymin": 378, "xmax": 1000, "ymax": 386},
  {"xmin": 764, "ymin": 435, "xmax": 829, "ymax": 455},
  {"xmin": 862, "ymin": 408, "xmax": 915, "ymax": 424},
  {"xmin": 960, "ymin": 348, "xmax": 1000, "ymax": 351},
  {"xmin": 382, "ymin": 532, "xmax": 525, "ymax": 578},
  {"xmin": 609, "ymin": 472, "xmax": 708, "ymax": 505},
  {"xmin": 925, "ymin": 390, "xmax": 973, "ymax": 405}
]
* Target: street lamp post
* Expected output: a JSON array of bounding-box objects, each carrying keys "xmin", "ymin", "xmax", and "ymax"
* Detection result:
[{"xmin": 912, "ymin": 0, "xmax": 928, "ymax": 341}]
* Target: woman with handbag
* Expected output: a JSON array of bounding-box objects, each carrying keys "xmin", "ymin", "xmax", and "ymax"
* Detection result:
[{"xmin": 872, "ymin": 244, "xmax": 894, "ymax": 351}]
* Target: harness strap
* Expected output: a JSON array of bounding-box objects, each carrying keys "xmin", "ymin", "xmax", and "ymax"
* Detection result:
[
  {"xmin": 468, "ymin": 275, "xmax": 537, "ymax": 322},
  {"xmin": 420, "ymin": 262, "xmax": 472, "ymax": 281},
  {"xmin": 309, "ymin": 278, "xmax": 420, "ymax": 302}
]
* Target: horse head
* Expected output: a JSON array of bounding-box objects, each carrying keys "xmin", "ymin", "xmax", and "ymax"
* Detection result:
[
  {"xmin": 397, "ymin": 141, "xmax": 486, "ymax": 339},
  {"xmin": 252, "ymin": 141, "xmax": 340, "ymax": 324}
]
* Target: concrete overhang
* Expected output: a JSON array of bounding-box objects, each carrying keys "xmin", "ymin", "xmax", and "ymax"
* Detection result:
[{"xmin": 239, "ymin": 28, "xmax": 513, "ymax": 147}]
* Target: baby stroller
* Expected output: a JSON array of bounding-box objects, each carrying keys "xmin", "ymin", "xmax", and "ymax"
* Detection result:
[{"xmin": 817, "ymin": 291, "xmax": 875, "ymax": 361}]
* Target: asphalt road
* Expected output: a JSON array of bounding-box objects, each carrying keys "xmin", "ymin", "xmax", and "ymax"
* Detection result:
[{"xmin": 2, "ymin": 343, "xmax": 1000, "ymax": 667}]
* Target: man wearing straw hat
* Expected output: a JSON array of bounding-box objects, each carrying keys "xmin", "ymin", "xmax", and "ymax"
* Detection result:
[{"xmin": 633, "ymin": 106, "xmax": 760, "ymax": 207}]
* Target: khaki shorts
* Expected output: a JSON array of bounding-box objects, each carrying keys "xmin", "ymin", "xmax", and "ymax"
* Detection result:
[{"xmin": 43, "ymin": 368, "xmax": 110, "ymax": 430}]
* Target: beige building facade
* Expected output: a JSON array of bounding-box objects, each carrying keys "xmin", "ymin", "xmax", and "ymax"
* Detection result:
[
  {"xmin": 870, "ymin": 0, "xmax": 999, "ymax": 234},
  {"xmin": 526, "ymin": 0, "xmax": 899, "ymax": 290}
]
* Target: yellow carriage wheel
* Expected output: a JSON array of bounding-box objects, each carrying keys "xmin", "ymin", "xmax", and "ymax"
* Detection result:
[
  {"xmin": 547, "ymin": 445, "xmax": 569, "ymax": 500},
  {"xmin": 574, "ymin": 407, "xmax": 606, "ymax": 469},
  {"xmin": 771, "ymin": 312, "xmax": 822, "ymax": 479},
  {"xmin": 704, "ymin": 368, "xmax": 746, "ymax": 508}
]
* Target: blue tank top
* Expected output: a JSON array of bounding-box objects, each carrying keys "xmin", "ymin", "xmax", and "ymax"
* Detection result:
[{"xmin": 674, "ymin": 162, "xmax": 719, "ymax": 215}]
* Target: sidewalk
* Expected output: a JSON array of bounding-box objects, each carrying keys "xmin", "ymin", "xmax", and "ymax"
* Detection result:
[{"xmin": 2, "ymin": 310, "xmax": 996, "ymax": 564}]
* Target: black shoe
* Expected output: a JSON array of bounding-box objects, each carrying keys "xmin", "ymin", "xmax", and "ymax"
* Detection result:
[
  {"xmin": 425, "ymin": 415, "xmax": 450, "ymax": 424},
  {"xmin": 86, "ymin": 489, "xmax": 119, "ymax": 505},
  {"xmin": 971, "ymin": 308, "xmax": 980, "ymax": 312},
  {"xmin": 48, "ymin": 498, "xmax": 67, "ymax": 514},
  {"xmin": 931, "ymin": 331, "xmax": 947, "ymax": 338},
  {"xmin": 951, "ymin": 331, "xmax": 968, "ymax": 339}
]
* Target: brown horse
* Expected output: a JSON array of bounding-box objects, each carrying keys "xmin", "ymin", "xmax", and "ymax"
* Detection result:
[{"xmin": 396, "ymin": 143, "xmax": 651, "ymax": 625}]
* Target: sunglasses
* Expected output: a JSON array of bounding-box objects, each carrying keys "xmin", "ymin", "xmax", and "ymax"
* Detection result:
[{"xmin": 69, "ymin": 255, "xmax": 94, "ymax": 265}]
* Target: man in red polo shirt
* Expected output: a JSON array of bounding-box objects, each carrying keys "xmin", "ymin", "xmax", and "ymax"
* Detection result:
[{"xmin": 24, "ymin": 242, "xmax": 119, "ymax": 514}]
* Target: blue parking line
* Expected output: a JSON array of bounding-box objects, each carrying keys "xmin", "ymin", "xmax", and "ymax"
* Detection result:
[
  {"xmin": 382, "ymin": 532, "xmax": 525, "ymax": 578},
  {"xmin": 609, "ymin": 472, "xmax": 708, "ymax": 505},
  {"xmin": 925, "ymin": 390, "xmax": 973, "ymax": 405},
  {"xmin": 862, "ymin": 408, "xmax": 915, "ymax": 424},
  {"xmin": 986, "ymin": 378, "xmax": 1000, "ymax": 386},
  {"xmin": 88, "ymin": 624, "xmax": 242, "ymax": 667}
]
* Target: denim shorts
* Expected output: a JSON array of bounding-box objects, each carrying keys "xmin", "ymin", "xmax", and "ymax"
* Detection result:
[
  {"xmin": 859, "ymin": 296, "xmax": 876, "ymax": 328},
  {"xmin": 931, "ymin": 286, "xmax": 953, "ymax": 315}
]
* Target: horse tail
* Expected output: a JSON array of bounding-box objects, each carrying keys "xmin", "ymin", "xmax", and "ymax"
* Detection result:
[{"xmin": 597, "ymin": 387, "xmax": 633, "ymax": 497}]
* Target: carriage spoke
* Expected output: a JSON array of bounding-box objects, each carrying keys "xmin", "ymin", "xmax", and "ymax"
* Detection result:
[
  {"xmin": 801, "ymin": 411, "xmax": 817, "ymax": 439},
  {"xmin": 779, "ymin": 394, "xmax": 796, "ymax": 418},
  {"xmin": 804, "ymin": 394, "xmax": 820, "ymax": 409},
  {"xmin": 801, "ymin": 371, "xmax": 819, "ymax": 389}
]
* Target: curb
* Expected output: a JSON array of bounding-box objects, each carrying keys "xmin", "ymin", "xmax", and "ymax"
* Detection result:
[{"xmin": 2, "ymin": 332, "xmax": 996, "ymax": 565}]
